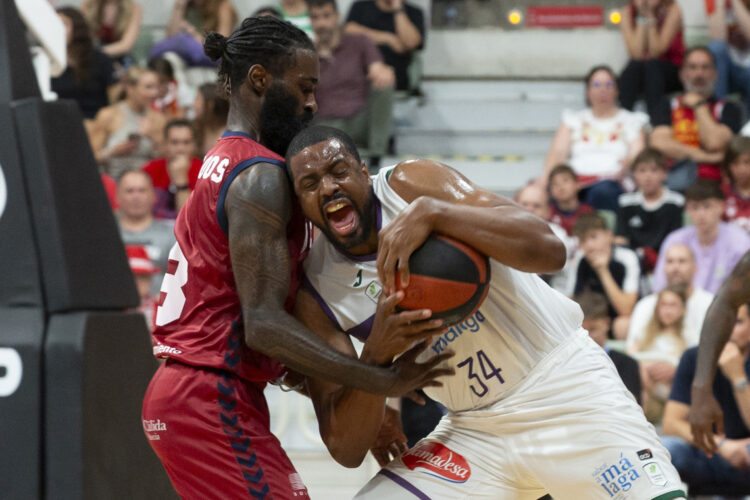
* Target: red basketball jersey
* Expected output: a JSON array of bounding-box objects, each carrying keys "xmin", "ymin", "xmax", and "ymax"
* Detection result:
[{"xmin": 151, "ymin": 131, "xmax": 311, "ymax": 383}]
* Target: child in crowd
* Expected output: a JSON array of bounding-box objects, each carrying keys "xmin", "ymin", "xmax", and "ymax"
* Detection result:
[
  {"xmin": 147, "ymin": 57, "xmax": 182, "ymax": 118},
  {"xmin": 126, "ymin": 244, "xmax": 160, "ymax": 331},
  {"xmin": 616, "ymin": 147, "xmax": 684, "ymax": 272},
  {"xmin": 548, "ymin": 164, "xmax": 595, "ymax": 235},
  {"xmin": 577, "ymin": 290, "xmax": 642, "ymax": 404},
  {"xmin": 569, "ymin": 212, "xmax": 641, "ymax": 339},
  {"xmin": 628, "ymin": 283, "xmax": 688, "ymax": 420},
  {"xmin": 722, "ymin": 135, "xmax": 750, "ymax": 233}
]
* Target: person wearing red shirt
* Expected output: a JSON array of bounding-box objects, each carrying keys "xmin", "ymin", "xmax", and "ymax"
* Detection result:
[{"xmin": 141, "ymin": 118, "xmax": 201, "ymax": 218}]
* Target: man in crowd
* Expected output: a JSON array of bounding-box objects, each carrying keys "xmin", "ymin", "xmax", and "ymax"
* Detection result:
[
  {"xmin": 653, "ymin": 180, "xmax": 750, "ymax": 294},
  {"xmin": 344, "ymin": 0, "xmax": 424, "ymax": 92},
  {"xmin": 309, "ymin": 0, "xmax": 395, "ymax": 168},
  {"xmin": 141, "ymin": 118, "xmax": 202, "ymax": 219},
  {"xmin": 663, "ymin": 250, "xmax": 750, "ymax": 491},
  {"xmin": 650, "ymin": 47, "xmax": 743, "ymax": 185},
  {"xmin": 117, "ymin": 170, "xmax": 175, "ymax": 296}
]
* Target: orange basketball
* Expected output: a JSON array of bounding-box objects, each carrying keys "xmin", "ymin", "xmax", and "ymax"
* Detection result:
[{"xmin": 395, "ymin": 234, "xmax": 490, "ymax": 327}]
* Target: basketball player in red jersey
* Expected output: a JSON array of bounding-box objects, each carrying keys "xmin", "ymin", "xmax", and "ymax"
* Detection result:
[{"xmin": 141, "ymin": 17, "xmax": 451, "ymax": 500}]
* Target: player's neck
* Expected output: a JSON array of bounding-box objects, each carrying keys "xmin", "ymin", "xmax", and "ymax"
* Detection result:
[{"xmin": 226, "ymin": 106, "xmax": 260, "ymax": 141}]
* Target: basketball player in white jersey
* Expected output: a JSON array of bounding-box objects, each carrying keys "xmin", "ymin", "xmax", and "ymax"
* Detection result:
[{"xmin": 287, "ymin": 126, "xmax": 686, "ymax": 500}]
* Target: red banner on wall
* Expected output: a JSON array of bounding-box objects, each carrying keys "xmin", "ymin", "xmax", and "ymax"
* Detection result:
[{"xmin": 526, "ymin": 5, "xmax": 604, "ymax": 28}]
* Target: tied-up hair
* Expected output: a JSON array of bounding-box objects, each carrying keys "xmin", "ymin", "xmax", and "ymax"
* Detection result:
[{"xmin": 203, "ymin": 16, "xmax": 314, "ymax": 96}]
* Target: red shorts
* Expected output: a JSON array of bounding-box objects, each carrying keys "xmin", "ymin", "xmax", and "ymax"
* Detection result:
[{"xmin": 142, "ymin": 360, "xmax": 309, "ymax": 500}]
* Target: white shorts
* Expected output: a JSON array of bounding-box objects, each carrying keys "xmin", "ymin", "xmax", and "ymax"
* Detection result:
[{"xmin": 355, "ymin": 331, "xmax": 685, "ymax": 500}]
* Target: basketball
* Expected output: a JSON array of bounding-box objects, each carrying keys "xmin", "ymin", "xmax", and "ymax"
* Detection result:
[{"xmin": 395, "ymin": 234, "xmax": 490, "ymax": 327}]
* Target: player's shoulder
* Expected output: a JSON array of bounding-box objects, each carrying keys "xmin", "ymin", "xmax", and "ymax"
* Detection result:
[{"xmin": 388, "ymin": 158, "xmax": 458, "ymax": 193}]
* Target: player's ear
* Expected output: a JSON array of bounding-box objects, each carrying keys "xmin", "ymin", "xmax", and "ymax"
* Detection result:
[{"xmin": 247, "ymin": 64, "xmax": 270, "ymax": 94}]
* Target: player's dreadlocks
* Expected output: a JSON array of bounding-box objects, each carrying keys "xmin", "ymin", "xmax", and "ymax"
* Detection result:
[{"xmin": 204, "ymin": 16, "xmax": 313, "ymax": 95}]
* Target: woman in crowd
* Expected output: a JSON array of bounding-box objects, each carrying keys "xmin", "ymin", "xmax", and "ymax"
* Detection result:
[
  {"xmin": 543, "ymin": 65, "xmax": 648, "ymax": 211},
  {"xmin": 88, "ymin": 66, "xmax": 166, "ymax": 178},
  {"xmin": 150, "ymin": 0, "xmax": 237, "ymax": 67},
  {"xmin": 52, "ymin": 7, "xmax": 117, "ymax": 121},
  {"xmin": 148, "ymin": 57, "xmax": 182, "ymax": 118},
  {"xmin": 81, "ymin": 0, "xmax": 143, "ymax": 69},
  {"xmin": 618, "ymin": 0, "xmax": 684, "ymax": 118},
  {"xmin": 628, "ymin": 284, "xmax": 689, "ymax": 420},
  {"xmin": 192, "ymin": 82, "xmax": 228, "ymax": 156}
]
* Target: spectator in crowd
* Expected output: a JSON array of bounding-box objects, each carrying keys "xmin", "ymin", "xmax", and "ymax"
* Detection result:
[
  {"xmin": 280, "ymin": 0, "xmax": 313, "ymax": 37},
  {"xmin": 141, "ymin": 119, "xmax": 202, "ymax": 219},
  {"xmin": 344, "ymin": 0, "xmax": 425, "ymax": 92},
  {"xmin": 126, "ymin": 244, "xmax": 161, "ymax": 331},
  {"xmin": 653, "ymin": 179, "xmax": 750, "ymax": 293},
  {"xmin": 152, "ymin": 0, "xmax": 237, "ymax": 67},
  {"xmin": 722, "ymin": 135, "xmax": 750, "ymax": 232},
  {"xmin": 616, "ymin": 147, "xmax": 684, "ymax": 272},
  {"xmin": 52, "ymin": 7, "xmax": 116, "ymax": 121},
  {"xmin": 516, "ymin": 182, "xmax": 577, "ymax": 294},
  {"xmin": 309, "ymin": 0, "xmax": 395, "ymax": 168},
  {"xmin": 661, "ymin": 303, "xmax": 750, "ymax": 492},
  {"xmin": 568, "ymin": 213, "xmax": 641, "ymax": 337},
  {"xmin": 544, "ymin": 66, "xmax": 648, "ymax": 211},
  {"xmin": 117, "ymin": 170, "xmax": 175, "ymax": 296},
  {"xmin": 192, "ymin": 82, "xmax": 228, "ymax": 156},
  {"xmin": 618, "ymin": 0, "xmax": 684, "ymax": 119},
  {"xmin": 707, "ymin": 0, "xmax": 750, "ymax": 113},
  {"xmin": 81, "ymin": 0, "xmax": 142, "ymax": 70},
  {"xmin": 629, "ymin": 284, "xmax": 689, "ymax": 419},
  {"xmin": 547, "ymin": 164, "xmax": 595, "ymax": 236},
  {"xmin": 88, "ymin": 66, "xmax": 166, "ymax": 178},
  {"xmin": 650, "ymin": 46, "xmax": 743, "ymax": 187},
  {"xmin": 627, "ymin": 243, "xmax": 714, "ymax": 353},
  {"xmin": 148, "ymin": 57, "xmax": 182, "ymax": 118},
  {"xmin": 577, "ymin": 289, "xmax": 642, "ymax": 404}
]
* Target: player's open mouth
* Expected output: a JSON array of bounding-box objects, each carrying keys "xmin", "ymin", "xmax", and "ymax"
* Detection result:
[{"xmin": 324, "ymin": 200, "xmax": 358, "ymax": 237}]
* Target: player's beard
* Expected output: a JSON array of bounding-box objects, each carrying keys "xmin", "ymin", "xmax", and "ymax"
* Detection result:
[
  {"xmin": 260, "ymin": 84, "xmax": 314, "ymax": 156},
  {"xmin": 320, "ymin": 187, "xmax": 377, "ymax": 254}
]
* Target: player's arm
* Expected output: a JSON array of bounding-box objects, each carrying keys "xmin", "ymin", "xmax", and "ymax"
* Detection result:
[
  {"xmin": 226, "ymin": 164, "xmax": 442, "ymax": 396},
  {"xmin": 378, "ymin": 160, "xmax": 566, "ymax": 294},
  {"xmin": 293, "ymin": 287, "xmax": 450, "ymax": 467},
  {"xmin": 690, "ymin": 250, "xmax": 750, "ymax": 455}
]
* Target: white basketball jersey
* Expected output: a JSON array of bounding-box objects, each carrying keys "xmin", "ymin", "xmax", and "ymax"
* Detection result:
[{"xmin": 303, "ymin": 167, "xmax": 584, "ymax": 411}]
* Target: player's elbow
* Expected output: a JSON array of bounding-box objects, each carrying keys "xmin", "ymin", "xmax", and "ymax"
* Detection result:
[
  {"xmin": 524, "ymin": 232, "xmax": 566, "ymax": 274},
  {"xmin": 324, "ymin": 433, "xmax": 368, "ymax": 468}
]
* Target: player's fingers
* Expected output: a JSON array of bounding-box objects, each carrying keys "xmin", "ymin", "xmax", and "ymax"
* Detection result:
[
  {"xmin": 395, "ymin": 308, "xmax": 433, "ymax": 324},
  {"xmin": 371, "ymin": 448, "xmax": 390, "ymax": 467},
  {"xmin": 400, "ymin": 340, "xmax": 429, "ymax": 362},
  {"xmin": 388, "ymin": 442, "xmax": 403, "ymax": 459},
  {"xmin": 427, "ymin": 350, "xmax": 456, "ymax": 367},
  {"xmin": 397, "ymin": 254, "xmax": 410, "ymax": 289},
  {"xmin": 406, "ymin": 325, "xmax": 445, "ymax": 340},
  {"xmin": 395, "ymin": 439, "xmax": 408, "ymax": 454},
  {"xmin": 379, "ymin": 249, "xmax": 397, "ymax": 295},
  {"xmin": 425, "ymin": 366, "xmax": 456, "ymax": 380},
  {"xmin": 379, "ymin": 290, "xmax": 405, "ymax": 314}
]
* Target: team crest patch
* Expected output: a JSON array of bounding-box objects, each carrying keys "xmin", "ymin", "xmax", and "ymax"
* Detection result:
[
  {"xmin": 642, "ymin": 462, "xmax": 667, "ymax": 487},
  {"xmin": 401, "ymin": 441, "xmax": 471, "ymax": 483},
  {"xmin": 365, "ymin": 281, "xmax": 382, "ymax": 303}
]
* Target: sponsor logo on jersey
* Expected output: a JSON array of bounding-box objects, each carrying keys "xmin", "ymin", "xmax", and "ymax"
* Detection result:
[
  {"xmin": 642, "ymin": 462, "xmax": 667, "ymax": 487},
  {"xmin": 591, "ymin": 452, "xmax": 641, "ymax": 498},
  {"xmin": 153, "ymin": 344, "xmax": 183, "ymax": 356},
  {"xmin": 431, "ymin": 310, "xmax": 486, "ymax": 355},
  {"xmin": 142, "ymin": 419, "xmax": 167, "ymax": 440},
  {"xmin": 637, "ymin": 448, "xmax": 653, "ymax": 461},
  {"xmin": 401, "ymin": 441, "xmax": 471, "ymax": 483},
  {"xmin": 365, "ymin": 281, "xmax": 382, "ymax": 303}
]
